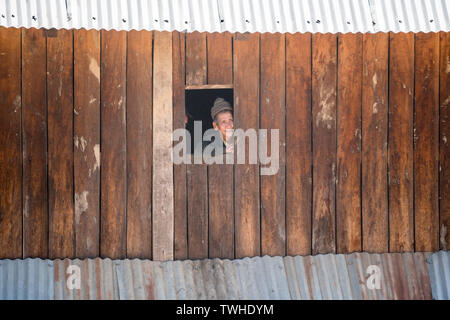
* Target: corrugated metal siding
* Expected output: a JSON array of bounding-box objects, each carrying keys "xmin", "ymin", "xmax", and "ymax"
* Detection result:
[
  {"xmin": 0, "ymin": 0, "xmax": 448, "ymax": 33},
  {"xmin": 2, "ymin": 252, "xmax": 446, "ymax": 300},
  {"xmin": 0, "ymin": 259, "xmax": 54, "ymax": 300},
  {"xmin": 427, "ymin": 251, "xmax": 450, "ymax": 300}
]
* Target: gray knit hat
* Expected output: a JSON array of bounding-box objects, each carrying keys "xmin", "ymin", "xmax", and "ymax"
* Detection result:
[{"xmin": 211, "ymin": 97, "xmax": 233, "ymax": 121}]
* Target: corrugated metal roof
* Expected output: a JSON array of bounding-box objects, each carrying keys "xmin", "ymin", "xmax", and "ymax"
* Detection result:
[
  {"xmin": 0, "ymin": 259, "xmax": 54, "ymax": 300},
  {"xmin": 427, "ymin": 250, "xmax": 450, "ymax": 300},
  {"xmin": 0, "ymin": 0, "xmax": 448, "ymax": 33},
  {"xmin": 2, "ymin": 251, "xmax": 447, "ymax": 300}
]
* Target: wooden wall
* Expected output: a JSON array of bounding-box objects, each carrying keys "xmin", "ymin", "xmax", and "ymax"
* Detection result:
[{"xmin": 0, "ymin": 27, "xmax": 449, "ymax": 260}]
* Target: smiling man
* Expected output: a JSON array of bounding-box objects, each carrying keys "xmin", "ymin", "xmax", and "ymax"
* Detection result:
[{"xmin": 202, "ymin": 97, "xmax": 234, "ymax": 156}]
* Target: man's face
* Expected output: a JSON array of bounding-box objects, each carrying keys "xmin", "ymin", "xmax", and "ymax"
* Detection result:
[{"xmin": 213, "ymin": 111, "xmax": 234, "ymax": 141}]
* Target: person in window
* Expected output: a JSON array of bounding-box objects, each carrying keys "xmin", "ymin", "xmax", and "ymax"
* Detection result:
[{"xmin": 200, "ymin": 97, "xmax": 234, "ymax": 156}]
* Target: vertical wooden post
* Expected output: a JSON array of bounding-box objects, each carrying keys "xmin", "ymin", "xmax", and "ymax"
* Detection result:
[
  {"xmin": 389, "ymin": 32, "xmax": 414, "ymax": 252},
  {"xmin": 22, "ymin": 28, "xmax": 48, "ymax": 258},
  {"xmin": 74, "ymin": 29, "xmax": 101, "ymax": 258},
  {"xmin": 440, "ymin": 32, "xmax": 450, "ymax": 251},
  {"xmin": 362, "ymin": 33, "xmax": 389, "ymax": 253},
  {"xmin": 312, "ymin": 33, "xmax": 337, "ymax": 254},
  {"xmin": 0, "ymin": 27, "xmax": 22, "ymax": 259},
  {"xmin": 47, "ymin": 29, "xmax": 75, "ymax": 259},
  {"xmin": 336, "ymin": 33, "xmax": 362, "ymax": 253},
  {"xmin": 414, "ymin": 32, "xmax": 439, "ymax": 252},
  {"xmin": 153, "ymin": 31, "xmax": 174, "ymax": 261},
  {"xmin": 185, "ymin": 32, "xmax": 208, "ymax": 260},
  {"xmin": 286, "ymin": 33, "xmax": 312, "ymax": 256}
]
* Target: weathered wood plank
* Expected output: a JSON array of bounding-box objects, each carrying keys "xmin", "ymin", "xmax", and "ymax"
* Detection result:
[
  {"xmin": 100, "ymin": 30, "xmax": 127, "ymax": 259},
  {"xmin": 234, "ymin": 33, "xmax": 260, "ymax": 258},
  {"xmin": 73, "ymin": 29, "xmax": 101, "ymax": 258},
  {"xmin": 186, "ymin": 32, "xmax": 207, "ymax": 86},
  {"xmin": 389, "ymin": 32, "xmax": 414, "ymax": 252},
  {"xmin": 126, "ymin": 30, "xmax": 153, "ymax": 259},
  {"xmin": 152, "ymin": 31, "xmax": 174, "ymax": 261},
  {"xmin": 312, "ymin": 33, "xmax": 337, "ymax": 254},
  {"xmin": 47, "ymin": 29, "xmax": 75, "ymax": 259},
  {"xmin": 414, "ymin": 32, "xmax": 439, "ymax": 252},
  {"xmin": 285, "ymin": 33, "xmax": 312, "ymax": 256},
  {"xmin": 207, "ymin": 32, "xmax": 234, "ymax": 259},
  {"xmin": 207, "ymin": 32, "xmax": 233, "ymax": 84},
  {"xmin": 336, "ymin": 33, "xmax": 362, "ymax": 253},
  {"xmin": 260, "ymin": 33, "xmax": 286, "ymax": 256},
  {"xmin": 0, "ymin": 27, "xmax": 22, "ymax": 259},
  {"xmin": 440, "ymin": 32, "xmax": 450, "ymax": 251},
  {"xmin": 173, "ymin": 31, "xmax": 188, "ymax": 260},
  {"xmin": 22, "ymin": 28, "xmax": 48, "ymax": 258},
  {"xmin": 208, "ymin": 164, "xmax": 234, "ymax": 258},
  {"xmin": 362, "ymin": 33, "xmax": 389, "ymax": 253},
  {"xmin": 187, "ymin": 164, "xmax": 208, "ymax": 259},
  {"xmin": 185, "ymin": 30, "xmax": 208, "ymax": 259}
]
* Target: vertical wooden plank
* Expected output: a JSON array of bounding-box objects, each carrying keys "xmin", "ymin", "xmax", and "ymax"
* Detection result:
[
  {"xmin": 126, "ymin": 30, "xmax": 153, "ymax": 259},
  {"xmin": 362, "ymin": 33, "xmax": 389, "ymax": 253},
  {"xmin": 389, "ymin": 32, "xmax": 414, "ymax": 252},
  {"xmin": 186, "ymin": 32, "xmax": 207, "ymax": 85},
  {"xmin": 260, "ymin": 33, "xmax": 286, "ymax": 257},
  {"xmin": 47, "ymin": 29, "xmax": 75, "ymax": 259},
  {"xmin": 208, "ymin": 165, "xmax": 234, "ymax": 258},
  {"xmin": 153, "ymin": 31, "xmax": 174, "ymax": 261},
  {"xmin": 74, "ymin": 29, "xmax": 100, "ymax": 258},
  {"xmin": 207, "ymin": 32, "xmax": 233, "ymax": 84},
  {"xmin": 187, "ymin": 165, "xmax": 208, "ymax": 259},
  {"xmin": 440, "ymin": 32, "xmax": 450, "ymax": 251},
  {"xmin": 285, "ymin": 33, "xmax": 312, "ymax": 256},
  {"xmin": 100, "ymin": 30, "xmax": 127, "ymax": 259},
  {"xmin": 414, "ymin": 33, "xmax": 439, "ymax": 252},
  {"xmin": 0, "ymin": 27, "xmax": 22, "ymax": 259},
  {"xmin": 185, "ymin": 31, "xmax": 208, "ymax": 259},
  {"xmin": 173, "ymin": 31, "xmax": 188, "ymax": 260},
  {"xmin": 207, "ymin": 32, "xmax": 234, "ymax": 259},
  {"xmin": 234, "ymin": 33, "xmax": 260, "ymax": 258},
  {"xmin": 336, "ymin": 33, "xmax": 362, "ymax": 253},
  {"xmin": 22, "ymin": 28, "xmax": 48, "ymax": 258},
  {"xmin": 312, "ymin": 33, "xmax": 337, "ymax": 254}
]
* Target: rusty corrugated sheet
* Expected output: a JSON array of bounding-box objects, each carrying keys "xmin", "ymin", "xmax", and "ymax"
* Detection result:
[
  {"xmin": 1, "ymin": 252, "xmax": 445, "ymax": 300},
  {"xmin": 0, "ymin": 0, "xmax": 448, "ymax": 33},
  {"xmin": 427, "ymin": 250, "xmax": 450, "ymax": 300}
]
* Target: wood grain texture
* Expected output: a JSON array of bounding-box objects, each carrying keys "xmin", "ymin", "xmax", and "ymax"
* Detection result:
[
  {"xmin": 22, "ymin": 28, "xmax": 48, "ymax": 258},
  {"xmin": 389, "ymin": 32, "xmax": 414, "ymax": 252},
  {"xmin": 73, "ymin": 29, "xmax": 100, "ymax": 258},
  {"xmin": 0, "ymin": 27, "xmax": 22, "ymax": 259},
  {"xmin": 172, "ymin": 31, "xmax": 188, "ymax": 260},
  {"xmin": 152, "ymin": 31, "xmax": 174, "ymax": 261},
  {"xmin": 336, "ymin": 33, "xmax": 362, "ymax": 253},
  {"xmin": 260, "ymin": 33, "xmax": 286, "ymax": 256},
  {"xmin": 100, "ymin": 30, "xmax": 127, "ymax": 259},
  {"xmin": 207, "ymin": 31, "xmax": 234, "ymax": 259},
  {"xmin": 185, "ymin": 30, "xmax": 208, "ymax": 259},
  {"xmin": 362, "ymin": 33, "xmax": 389, "ymax": 253},
  {"xmin": 126, "ymin": 30, "xmax": 152, "ymax": 259},
  {"xmin": 312, "ymin": 33, "xmax": 337, "ymax": 254},
  {"xmin": 234, "ymin": 33, "xmax": 260, "ymax": 258},
  {"xmin": 187, "ymin": 164, "xmax": 208, "ymax": 259},
  {"xmin": 207, "ymin": 32, "xmax": 233, "ymax": 84},
  {"xmin": 186, "ymin": 32, "xmax": 207, "ymax": 86},
  {"xmin": 285, "ymin": 33, "xmax": 312, "ymax": 256},
  {"xmin": 47, "ymin": 29, "xmax": 75, "ymax": 259},
  {"xmin": 414, "ymin": 32, "xmax": 439, "ymax": 252},
  {"xmin": 208, "ymin": 164, "xmax": 234, "ymax": 258},
  {"xmin": 440, "ymin": 32, "xmax": 450, "ymax": 251}
]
